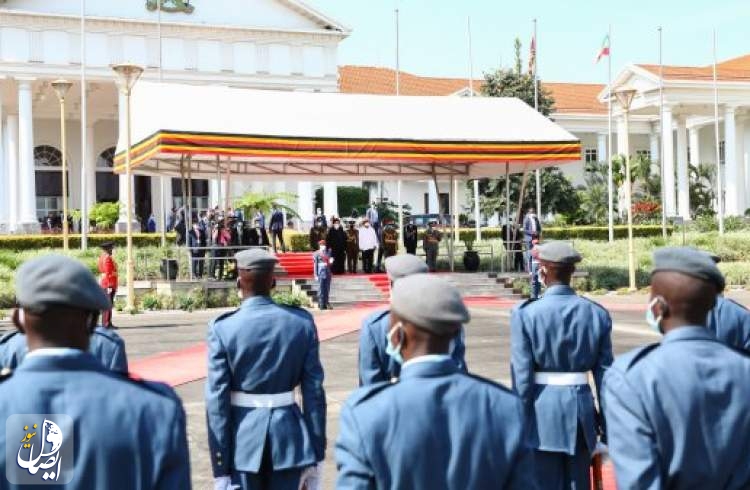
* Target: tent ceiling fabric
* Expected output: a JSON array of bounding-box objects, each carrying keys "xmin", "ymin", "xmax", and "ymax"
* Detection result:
[{"xmin": 114, "ymin": 81, "xmax": 581, "ymax": 180}]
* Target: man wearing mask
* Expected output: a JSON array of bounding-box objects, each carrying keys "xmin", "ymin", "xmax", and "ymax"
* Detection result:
[
  {"xmin": 358, "ymin": 254, "xmax": 466, "ymax": 386},
  {"xmin": 523, "ymin": 207, "xmax": 541, "ymax": 270},
  {"xmin": 188, "ymin": 221, "xmax": 207, "ymax": 278},
  {"xmin": 207, "ymin": 249, "xmax": 326, "ymax": 490},
  {"xmin": 313, "ymin": 240, "xmax": 333, "ymax": 310},
  {"xmin": 326, "ymin": 218, "xmax": 347, "ymax": 275},
  {"xmin": 0, "ymin": 255, "xmax": 190, "ymax": 488},
  {"xmin": 269, "ymin": 205, "xmax": 286, "ymax": 253},
  {"xmin": 97, "ymin": 242, "xmax": 118, "ymax": 329},
  {"xmin": 403, "ymin": 217, "xmax": 419, "ymax": 255},
  {"xmin": 703, "ymin": 253, "xmax": 750, "ymax": 352},
  {"xmin": 315, "ymin": 207, "xmax": 327, "ymax": 229},
  {"xmin": 603, "ymin": 247, "xmax": 750, "ymax": 489},
  {"xmin": 422, "ymin": 220, "xmax": 442, "ymax": 272},
  {"xmin": 358, "ymin": 219, "xmax": 378, "ymax": 274},
  {"xmin": 345, "ymin": 221, "xmax": 359, "ymax": 274},
  {"xmin": 337, "ymin": 274, "xmax": 533, "ymax": 489},
  {"xmin": 366, "ymin": 202, "xmax": 380, "ymax": 236},
  {"xmin": 510, "ymin": 241, "xmax": 613, "ymax": 490}
]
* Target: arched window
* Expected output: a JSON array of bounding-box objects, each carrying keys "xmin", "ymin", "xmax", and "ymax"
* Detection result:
[
  {"xmin": 34, "ymin": 145, "xmax": 65, "ymax": 222},
  {"xmin": 96, "ymin": 147, "xmax": 119, "ymax": 202}
]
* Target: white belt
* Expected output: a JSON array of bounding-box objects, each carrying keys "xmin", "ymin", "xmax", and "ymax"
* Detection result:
[
  {"xmin": 230, "ymin": 391, "xmax": 295, "ymax": 408},
  {"xmin": 534, "ymin": 372, "xmax": 589, "ymax": 386}
]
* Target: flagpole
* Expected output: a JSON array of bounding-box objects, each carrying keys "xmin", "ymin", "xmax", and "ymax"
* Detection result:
[
  {"xmin": 658, "ymin": 26, "xmax": 667, "ymax": 239},
  {"xmin": 395, "ymin": 7, "xmax": 403, "ymax": 251},
  {"xmin": 157, "ymin": 0, "xmax": 168, "ymax": 247},
  {"xmin": 607, "ymin": 25, "xmax": 614, "ymax": 242},
  {"xmin": 395, "ymin": 8, "xmax": 400, "ymax": 96},
  {"xmin": 533, "ymin": 18, "xmax": 542, "ymax": 219},
  {"xmin": 468, "ymin": 16, "xmax": 480, "ymax": 243},
  {"xmin": 712, "ymin": 29, "xmax": 724, "ymax": 235},
  {"xmin": 80, "ymin": 0, "xmax": 88, "ymax": 250}
]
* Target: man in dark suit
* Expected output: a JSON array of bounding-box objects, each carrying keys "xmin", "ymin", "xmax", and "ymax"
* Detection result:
[
  {"xmin": 522, "ymin": 207, "xmax": 542, "ymax": 271},
  {"xmin": 188, "ymin": 222, "xmax": 207, "ymax": 277},
  {"xmin": 269, "ymin": 205, "xmax": 286, "ymax": 253},
  {"xmin": 403, "ymin": 217, "xmax": 419, "ymax": 255},
  {"xmin": 245, "ymin": 219, "xmax": 270, "ymax": 247}
]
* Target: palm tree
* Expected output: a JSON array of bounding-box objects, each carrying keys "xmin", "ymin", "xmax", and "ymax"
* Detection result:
[{"xmin": 234, "ymin": 191, "xmax": 300, "ymax": 218}]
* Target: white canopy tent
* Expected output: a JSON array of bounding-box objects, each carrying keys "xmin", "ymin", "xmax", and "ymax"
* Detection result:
[{"xmin": 114, "ymin": 81, "xmax": 581, "ymax": 180}]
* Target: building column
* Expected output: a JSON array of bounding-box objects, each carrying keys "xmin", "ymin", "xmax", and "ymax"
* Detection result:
[
  {"xmin": 735, "ymin": 117, "xmax": 746, "ymax": 214},
  {"xmin": 662, "ymin": 105, "xmax": 676, "ymax": 216},
  {"xmin": 724, "ymin": 106, "xmax": 740, "ymax": 216},
  {"xmin": 17, "ymin": 80, "xmax": 39, "ymax": 232},
  {"xmin": 323, "ymin": 181, "xmax": 338, "ymax": 218},
  {"xmin": 649, "ymin": 128, "xmax": 660, "ymax": 163},
  {"xmin": 616, "ymin": 117, "xmax": 628, "ymax": 156},
  {"xmin": 115, "ymin": 90, "xmax": 136, "ymax": 231},
  {"xmin": 596, "ymin": 133, "xmax": 607, "ymax": 163},
  {"xmin": 428, "ymin": 180, "xmax": 439, "ymax": 214},
  {"xmin": 688, "ymin": 127, "xmax": 700, "ymax": 167},
  {"xmin": 209, "ymin": 179, "xmax": 220, "ymax": 208},
  {"xmin": 6, "ymin": 114, "xmax": 19, "ymax": 233},
  {"xmin": 0, "ymin": 97, "xmax": 6, "ymax": 233},
  {"xmin": 85, "ymin": 122, "xmax": 96, "ymax": 210},
  {"xmin": 297, "ymin": 181, "xmax": 314, "ymax": 228},
  {"xmin": 676, "ymin": 116, "xmax": 690, "ymax": 219}
]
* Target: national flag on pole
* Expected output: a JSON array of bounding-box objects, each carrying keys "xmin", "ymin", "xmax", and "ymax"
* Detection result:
[
  {"xmin": 528, "ymin": 35, "xmax": 536, "ymax": 74},
  {"xmin": 595, "ymin": 34, "xmax": 610, "ymax": 63}
]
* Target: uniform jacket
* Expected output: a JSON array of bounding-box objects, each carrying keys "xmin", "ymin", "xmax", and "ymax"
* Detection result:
[
  {"xmin": 403, "ymin": 224, "xmax": 418, "ymax": 248},
  {"xmin": 422, "ymin": 228, "xmax": 442, "ymax": 250},
  {"xmin": 326, "ymin": 227, "xmax": 348, "ymax": 255},
  {"xmin": 358, "ymin": 309, "xmax": 467, "ymax": 386},
  {"xmin": 313, "ymin": 250, "xmax": 332, "ymax": 281},
  {"xmin": 0, "ymin": 350, "xmax": 190, "ymax": 490},
  {"xmin": 97, "ymin": 253, "xmax": 118, "ymax": 289},
  {"xmin": 706, "ymin": 295, "xmax": 750, "ymax": 352},
  {"xmin": 187, "ymin": 228, "xmax": 207, "ymax": 254},
  {"xmin": 603, "ymin": 327, "xmax": 750, "ymax": 490},
  {"xmin": 345, "ymin": 229, "xmax": 359, "ymax": 255},
  {"xmin": 510, "ymin": 284, "xmax": 613, "ymax": 455},
  {"xmin": 382, "ymin": 226, "xmax": 398, "ymax": 256},
  {"xmin": 205, "ymin": 296, "xmax": 326, "ymax": 476},
  {"xmin": 522, "ymin": 213, "xmax": 541, "ymax": 241},
  {"xmin": 0, "ymin": 327, "xmax": 129, "ymax": 373},
  {"xmin": 365, "ymin": 207, "xmax": 379, "ymax": 225},
  {"xmin": 336, "ymin": 357, "xmax": 534, "ymax": 490}
]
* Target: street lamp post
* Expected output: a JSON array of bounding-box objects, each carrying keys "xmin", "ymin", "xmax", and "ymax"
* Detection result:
[
  {"xmin": 615, "ymin": 87, "xmax": 638, "ymax": 291},
  {"xmin": 51, "ymin": 80, "xmax": 73, "ymax": 251},
  {"xmin": 111, "ymin": 64, "xmax": 144, "ymax": 311}
]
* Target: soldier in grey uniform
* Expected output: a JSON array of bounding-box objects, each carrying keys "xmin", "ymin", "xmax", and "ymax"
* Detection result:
[
  {"xmin": 510, "ymin": 241, "xmax": 613, "ymax": 490},
  {"xmin": 603, "ymin": 247, "xmax": 750, "ymax": 489},
  {"xmin": 703, "ymin": 252, "xmax": 750, "ymax": 352},
  {"xmin": 206, "ymin": 249, "xmax": 326, "ymax": 490},
  {"xmin": 0, "ymin": 254, "xmax": 190, "ymax": 489},
  {"xmin": 337, "ymin": 274, "xmax": 533, "ymax": 489}
]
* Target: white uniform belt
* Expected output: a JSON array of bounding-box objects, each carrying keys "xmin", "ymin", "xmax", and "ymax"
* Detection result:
[
  {"xmin": 534, "ymin": 372, "xmax": 589, "ymax": 385},
  {"xmin": 230, "ymin": 391, "xmax": 295, "ymax": 408}
]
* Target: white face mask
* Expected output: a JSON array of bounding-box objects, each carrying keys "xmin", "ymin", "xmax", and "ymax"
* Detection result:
[
  {"xmin": 364, "ymin": 223, "xmax": 370, "ymax": 228},
  {"xmin": 333, "ymin": 224, "xmax": 340, "ymax": 229},
  {"xmin": 319, "ymin": 245, "xmax": 326, "ymax": 251}
]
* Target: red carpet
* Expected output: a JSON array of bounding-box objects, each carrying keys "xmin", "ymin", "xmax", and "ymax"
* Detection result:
[
  {"xmin": 367, "ymin": 274, "xmax": 390, "ymax": 294},
  {"xmin": 276, "ymin": 252, "xmax": 314, "ymax": 276}
]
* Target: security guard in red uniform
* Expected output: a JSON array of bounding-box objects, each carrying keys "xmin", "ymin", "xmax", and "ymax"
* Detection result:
[{"xmin": 97, "ymin": 241, "xmax": 118, "ymax": 329}]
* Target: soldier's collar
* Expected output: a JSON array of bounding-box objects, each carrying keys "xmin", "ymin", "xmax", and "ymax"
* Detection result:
[
  {"xmin": 241, "ymin": 295, "xmax": 274, "ymax": 307},
  {"xmin": 661, "ymin": 326, "xmax": 715, "ymax": 344},
  {"xmin": 542, "ymin": 284, "xmax": 576, "ymax": 296}
]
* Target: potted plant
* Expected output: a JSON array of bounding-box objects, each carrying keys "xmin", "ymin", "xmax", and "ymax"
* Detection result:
[
  {"xmin": 462, "ymin": 237, "xmax": 480, "ymax": 272},
  {"xmin": 160, "ymin": 248, "xmax": 179, "ymax": 281}
]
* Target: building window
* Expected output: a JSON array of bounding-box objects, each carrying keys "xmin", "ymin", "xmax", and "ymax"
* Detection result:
[
  {"xmin": 584, "ymin": 148, "xmax": 598, "ymax": 163},
  {"xmin": 96, "ymin": 147, "xmax": 120, "ymax": 203},
  {"xmin": 34, "ymin": 145, "xmax": 66, "ymax": 221},
  {"xmin": 172, "ymin": 178, "xmax": 210, "ymax": 213},
  {"xmin": 719, "ymin": 141, "xmax": 725, "ymax": 165},
  {"xmin": 423, "ymin": 192, "xmax": 450, "ymax": 215},
  {"xmin": 636, "ymin": 150, "xmax": 651, "ymax": 160}
]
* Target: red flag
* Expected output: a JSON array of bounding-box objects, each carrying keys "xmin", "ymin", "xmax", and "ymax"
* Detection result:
[{"xmin": 595, "ymin": 34, "xmax": 610, "ymax": 64}]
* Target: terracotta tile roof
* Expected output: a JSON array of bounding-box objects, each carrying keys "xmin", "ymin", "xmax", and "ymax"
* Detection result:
[
  {"xmin": 338, "ymin": 65, "xmax": 607, "ymax": 115},
  {"xmin": 637, "ymin": 54, "xmax": 750, "ymax": 82}
]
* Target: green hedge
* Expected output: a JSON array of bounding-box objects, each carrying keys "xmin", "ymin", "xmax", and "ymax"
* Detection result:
[
  {"xmin": 0, "ymin": 233, "xmax": 174, "ymax": 250},
  {"xmin": 543, "ymin": 225, "xmax": 672, "ymax": 240}
]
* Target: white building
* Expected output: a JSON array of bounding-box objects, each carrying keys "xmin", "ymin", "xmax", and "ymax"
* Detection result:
[
  {"xmin": 0, "ymin": 0, "xmax": 347, "ymax": 233},
  {"xmin": 339, "ymin": 59, "xmax": 750, "ymax": 219}
]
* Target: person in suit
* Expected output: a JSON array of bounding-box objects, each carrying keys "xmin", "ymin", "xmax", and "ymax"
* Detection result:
[
  {"xmin": 188, "ymin": 222, "xmax": 207, "ymax": 278},
  {"xmin": 0, "ymin": 326, "xmax": 128, "ymax": 374},
  {"xmin": 269, "ymin": 205, "xmax": 286, "ymax": 253},
  {"xmin": 326, "ymin": 218, "xmax": 347, "ymax": 275},
  {"xmin": 358, "ymin": 255, "xmax": 466, "ymax": 386},
  {"xmin": 337, "ymin": 274, "xmax": 533, "ymax": 489},
  {"xmin": 603, "ymin": 247, "xmax": 750, "ymax": 489},
  {"xmin": 402, "ymin": 217, "xmax": 419, "ymax": 255},
  {"xmin": 0, "ymin": 254, "xmax": 190, "ymax": 489},
  {"xmin": 254, "ymin": 209, "xmax": 266, "ymax": 230},
  {"xmin": 206, "ymin": 249, "xmax": 326, "ymax": 490},
  {"xmin": 345, "ymin": 221, "xmax": 359, "ymax": 274},
  {"xmin": 313, "ymin": 240, "xmax": 333, "ymax": 310},
  {"xmin": 510, "ymin": 241, "xmax": 613, "ymax": 490},
  {"xmin": 245, "ymin": 219, "xmax": 270, "ymax": 247},
  {"xmin": 701, "ymin": 253, "xmax": 750, "ymax": 352},
  {"xmin": 97, "ymin": 241, "xmax": 118, "ymax": 329},
  {"xmin": 522, "ymin": 207, "xmax": 541, "ymax": 270},
  {"xmin": 365, "ymin": 202, "xmax": 380, "ymax": 236}
]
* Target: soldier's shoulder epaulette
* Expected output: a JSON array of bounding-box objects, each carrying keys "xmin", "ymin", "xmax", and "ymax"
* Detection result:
[
  {"xmin": 346, "ymin": 380, "xmax": 394, "ymax": 406},
  {"xmin": 614, "ymin": 343, "xmax": 660, "ymax": 371},
  {"xmin": 517, "ymin": 298, "xmax": 538, "ymax": 310},
  {"xmin": 464, "ymin": 372, "xmax": 514, "ymax": 395},
  {"xmin": 278, "ymin": 303, "xmax": 315, "ymax": 321},
  {"xmin": 120, "ymin": 372, "xmax": 181, "ymax": 403},
  {"xmin": 0, "ymin": 331, "xmax": 20, "ymax": 345},
  {"xmin": 209, "ymin": 308, "xmax": 240, "ymax": 327}
]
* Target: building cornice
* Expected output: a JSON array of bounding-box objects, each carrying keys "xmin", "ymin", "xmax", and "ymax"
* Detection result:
[{"xmin": 0, "ymin": 9, "xmax": 347, "ymax": 44}]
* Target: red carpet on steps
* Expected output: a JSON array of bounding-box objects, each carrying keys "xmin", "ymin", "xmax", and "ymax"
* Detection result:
[{"xmin": 276, "ymin": 252, "xmax": 314, "ymax": 276}]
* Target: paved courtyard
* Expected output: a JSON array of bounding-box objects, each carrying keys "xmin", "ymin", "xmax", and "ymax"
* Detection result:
[{"xmin": 88, "ymin": 295, "xmax": 685, "ymax": 490}]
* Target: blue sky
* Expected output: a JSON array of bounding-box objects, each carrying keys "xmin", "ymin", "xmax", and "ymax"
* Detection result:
[{"xmin": 308, "ymin": 0, "xmax": 750, "ymax": 83}]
